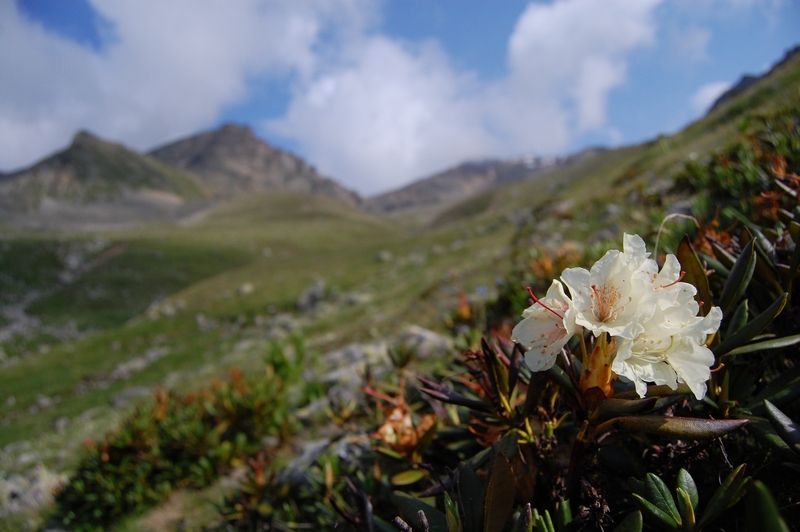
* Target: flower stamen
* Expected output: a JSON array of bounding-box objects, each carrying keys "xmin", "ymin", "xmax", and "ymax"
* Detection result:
[
  {"xmin": 659, "ymin": 270, "xmax": 687, "ymax": 289},
  {"xmin": 527, "ymin": 286, "xmax": 564, "ymax": 320}
]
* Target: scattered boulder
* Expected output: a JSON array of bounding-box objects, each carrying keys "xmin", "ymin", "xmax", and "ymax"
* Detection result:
[{"xmin": 297, "ymin": 278, "xmax": 326, "ymax": 313}]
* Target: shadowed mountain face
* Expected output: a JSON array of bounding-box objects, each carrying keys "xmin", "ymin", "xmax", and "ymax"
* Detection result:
[
  {"xmin": 149, "ymin": 124, "xmax": 361, "ymax": 206},
  {"xmin": 364, "ymin": 148, "xmax": 606, "ymax": 214},
  {"xmin": 0, "ymin": 131, "xmax": 209, "ymax": 220}
]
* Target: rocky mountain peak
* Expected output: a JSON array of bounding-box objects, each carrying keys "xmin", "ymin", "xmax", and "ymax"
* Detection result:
[{"xmin": 149, "ymin": 124, "xmax": 360, "ymax": 205}]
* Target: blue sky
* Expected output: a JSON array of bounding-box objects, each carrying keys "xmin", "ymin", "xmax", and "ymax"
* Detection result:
[{"xmin": 2, "ymin": 0, "xmax": 798, "ymax": 195}]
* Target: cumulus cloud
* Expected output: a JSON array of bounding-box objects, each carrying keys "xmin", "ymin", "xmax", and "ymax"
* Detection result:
[
  {"xmin": 690, "ymin": 81, "xmax": 732, "ymax": 114},
  {"xmin": 0, "ymin": 0, "xmax": 373, "ymax": 171},
  {"xmin": 271, "ymin": 0, "xmax": 662, "ymax": 194},
  {"xmin": 1, "ymin": 0, "xmax": 665, "ymax": 195}
]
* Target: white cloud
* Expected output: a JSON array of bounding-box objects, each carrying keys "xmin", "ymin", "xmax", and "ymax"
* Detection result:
[
  {"xmin": 271, "ymin": 0, "xmax": 663, "ymax": 194},
  {"xmin": 690, "ymin": 81, "xmax": 732, "ymax": 114},
  {"xmin": 269, "ymin": 37, "xmax": 497, "ymax": 194},
  {"xmin": 0, "ymin": 0, "xmax": 373, "ymax": 171},
  {"xmin": 1, "ymin": 0, "xmax": 665, "ymax": 195}
]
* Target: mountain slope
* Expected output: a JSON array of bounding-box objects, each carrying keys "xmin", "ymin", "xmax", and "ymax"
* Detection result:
[
  {"xmin": 0, "ymin": 131, "xmax": 211, "ymax": 228},
  {"xmin": 149, "ymin": 124, "xmax": 361, "ymax": 206}
]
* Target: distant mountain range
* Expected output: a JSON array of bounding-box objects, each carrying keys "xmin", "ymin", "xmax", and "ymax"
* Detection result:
[
  {"xmin": 0, "ymin": 124, "xmax": 359, "ymax": 229},
  {"xmin": 1, "ymin": 44, "xmax": 797, "ymax": 230}
]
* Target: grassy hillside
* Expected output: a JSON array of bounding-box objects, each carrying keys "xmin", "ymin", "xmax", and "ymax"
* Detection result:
[{"xmin": 0, "ymin": 49, "xmax": 798, "ymax": 530}]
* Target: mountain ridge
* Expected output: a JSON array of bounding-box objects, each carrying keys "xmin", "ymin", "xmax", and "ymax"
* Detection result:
[{"xmin": 149, "ymin": 123, "xmax": 361, "ymax": 207}]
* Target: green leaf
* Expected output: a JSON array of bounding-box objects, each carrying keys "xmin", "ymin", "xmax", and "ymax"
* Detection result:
[
  {"xmin": 698, "ymin": 464, "xmax": 749, "ymax": 528},
  {"xmin": 725, "ymin": 299, "xmax": 749, "ymax": 338},
  {"xmin": 749, "ymin": 366, "xmax": 800, "ymax": 412},
  {"xmin": 512, "ymin": 504, "xmax": 533, "ymax": 532},
  {"xmin": 677, "ymin": 236, "xmax": 714, "ymax": 316},
  {"xmin": 614, "ymin": 416, "xmax": 748, "ymax": 439},
  {"xmin": 644, "ymin": 473, "xmax": 681, "ymax": 526},
  {"xmin": 744, "ymin": 416, "xmax": 799, "ymax": 461},
  {"xmin": 555, "ymin": 498, "xmax": 572, "ymax": 530},
  {"xmin": 444, "ymin": 492, "xmax": 461, "ymax": 532},
  {"xmin": 724, "ymin": 332, "xmax": 800, "ymax": 356},
  {"xmin": 394, "ymin": 492, "xmax": 448, "ymax": 532},
  {"xmin": 483, "ymin": 453, "xmax": 516, "ymax": 532},
  {"xmin": 612, "ymin": 510, "xmax": 642, "ymax": 532},
  {"xmin": 745, "ymin": 481, "xmax": 790, "ymax": 532},
  {"xmin": 632, "ymin": 493, "xmax": 678, "ymax": 531},
  {"xmin": 545, "ymin": 364, "xmax": 577, "ymax": 395},
  {"xmin": 596, "ymin": 397, "xmax": 658, "ymax": 419},
  {"xmin": 713, "ymin": 293, "xmax": 788, "ymax": 357},
  {"xmin": 392, "ymin": 469, "xmax": 426, "ymax": 486},
  {"xmin": 764, "ymin": 400, "xmax": 800, "ymax": 456},
  {"xmin": 718, "ymin": 238, "xmax": 756, "ymax": 316},
  {"xmin": 676, "ymin": 469, "xmax": 699, "ymax": 509},
  {"xmin": 675, "ymin": 487, "xmax": 696, "ymax": 529}
]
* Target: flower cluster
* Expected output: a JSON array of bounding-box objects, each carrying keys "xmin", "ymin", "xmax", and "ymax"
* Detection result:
[{"xmin": 511, "ymin": 234, "xmax": 722, "ymax": 400}]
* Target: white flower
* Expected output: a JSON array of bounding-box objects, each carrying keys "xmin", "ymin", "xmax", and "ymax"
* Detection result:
[
  {"xmin": 562, "ymin": 234, "xmax": 657, "ymax": 339},
  {"xmin": 512, "ymin": 280, "xmax": 578, "ymax": 372},
  {"xmin": 612, "ymin": 303, "xmax": 722, "ymax": 400}
]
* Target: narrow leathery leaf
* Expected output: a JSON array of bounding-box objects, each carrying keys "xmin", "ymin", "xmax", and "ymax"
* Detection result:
[
  {"xmin": 787, "ymin": 227, "xmax": 800, "ymax": 291},
  {"xmin": 545, "ymin": 364, "xmax": 577, "ymax": 395},
  {"xmin": 483, "ymin": 454, "xmax": 516, "ymax": 532},
  {"xmin": 542, "ymin": 510, "xmax": 555, "ymax": 532},
  {"xmin": 700, "ymin": 252, "xmax": 730, "ymax": 277},
  {"xmin": 710, "ymin": 242, "xmax": 736, "ymax": 270},
  {"xmin": 676, "ymin": 469, "xmax": 699, "ymax": 509},
  {"xmin": 728, "ymin": 477, "xmax": 752, "ymax": 509},
  {"xmin": 555, "ymin": 498, "xmax": 572, "ymax": 528},
  {"xmin": 495, "ymin": 430, "xmax": 519, "ymax": 461},
  {"xmin": 376, "ymin": 446, "xmax": 406, "ymax": 460},
  {"xmin": 735, "ymin": 211, "xmax": 779, "ymax": 264},
  {"xmin": 615, "ymin": 416, "xmax": 748, "ymax": 439},
  {"xmin": 675, "ymin": 488, "xmax": 696, "ymax": 529},
  {"xmin": 394, "ymin": 492, "xmax": 448, "ymax": 532},
  {"xmin": 713, "ymin": 293, "xmax": 788, "ymax": 357},
  {"xmin": 612, "ymin": 510, "xmax": 643, "ymax": 532},
  {"xmin": 753, "ymin": 248, "xmax": 784, "ymax": 296},
  {"xmin": 444, "ymin": 492, "xmax": 461, "ymax": 532},
  {"xmin": 745, "ymin": 481, "xmax": 790, "ymax": 532},
  {"xmin": 508, "ymin": 343, "xmax": 522, "ymax": 396},
  {"xmin": 725, "ymin": 332, "xmax": 800, "ymax": 356},
  {"xmin": 677, "ymin": 236, "xmax": 713, "ymax": 316},
  {"xmin": 749, "ymin": 366, "xmax": 800, "ymax": 412},
  {"xmin": 718, "ymin": 238, "xmax": 756, "ymax": 316},
  {"xmin": 628, "ymin": 477, "xmax": 645, "ymax": 497},
  {"xmin": 457, "ymin": 463, "xmax": 485, "ymax": 532},
  {"xmin": 632, "ymin": 493, "xmax": 678, "ymax": 531},
  {"xmin": 725, "ymin": 299, "xmax": 749, "ymax": 338},
  {"xmin": 644, "ymin": 473, "xmax": 681, "ymax": 525},
  {"xmin": 745, "ymin": 417, "xmax": 800, "ymax": 461},
  {"xmin": 418, "ymin": 377, "xmax": 493, "ymax": 412},
  {"xmin": 512, "ymin": 504, "xmax": 533, "ymax": 532},
  {"xmin": 482, "ymin": 339, "xmax": 510, "ymax": 405},
  {"xmin": 764, "ymin": 400, "xmax": 800, "ymax": 455},
  {"xmin": 597, "ymin": 397, "xmax": 658, "ymax": 418},
  {"xmin": 698, "ymin": 464, "xmax": 748, "ymax": 528},
  {"xmin": 392, "ymin": 469, "xmax": 426, "ymax": 486}
]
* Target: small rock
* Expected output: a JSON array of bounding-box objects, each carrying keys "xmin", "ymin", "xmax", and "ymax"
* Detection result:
[
  {"xmin": 375, "ymin": 250, "xmax": 393, "ymax": 262},
  {"xmin": 238, "ymin": 282, "xmax": 254, "ymax": 296},
  {"xmin": 111, "ymin": 386, "xmax": 152, "ymax": 409},
  {"xmin": 297, "ymin": 279, "xmax": 326, "ymax": 312}
]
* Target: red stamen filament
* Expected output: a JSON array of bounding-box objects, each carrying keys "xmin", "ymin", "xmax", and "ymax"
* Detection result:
[
  {"xmin": 527, "ymin": 287, "xmax": 564, "ymax": 320},
  {"xmin": 659, "ymin": 270, "xmax": 686, "ymax": 289},
  {"xmin": 591, "ymin": 284, "xmax": 606, "ymax": 320},
  {"xmin": 710, "ymin": 362, "xmax": 725, "ymax": 373}
]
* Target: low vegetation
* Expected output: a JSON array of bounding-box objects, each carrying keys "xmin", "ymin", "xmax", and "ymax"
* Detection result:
[{"xmin": 1, "ymin": 50, "xmax": 799, "ymax": 531}]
